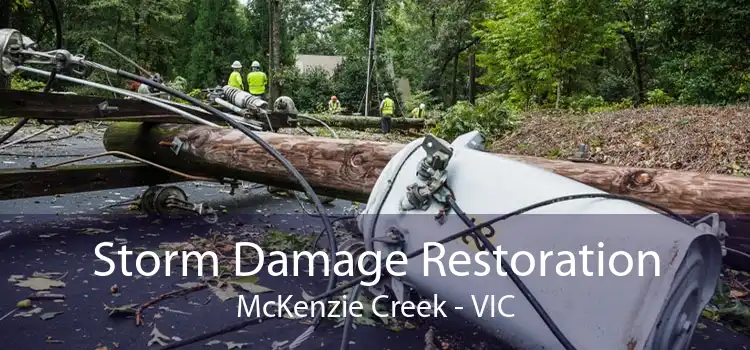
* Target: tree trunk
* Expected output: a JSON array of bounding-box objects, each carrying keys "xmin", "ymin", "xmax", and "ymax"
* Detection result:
[
  {"xmin": 451, "ymin": 54, "xmax": 459, "ymax": 105},
  {"xmin": 468, "ymin": 49, "xmax": 476, "ymax": 104},
  {"xmin": 0, "ymin": 0, "xmax": 11, "ymax": 90},
  {"xmin": 269, "ymin": 0, "xmax": 281, "ymax": 102},
  {"xmin": 103, "ymin": 122, "xmax": 750, "ymax": 218},
  {"xmin": 300, "ymin": 115, "xmax": 433, "ymax": 131}
]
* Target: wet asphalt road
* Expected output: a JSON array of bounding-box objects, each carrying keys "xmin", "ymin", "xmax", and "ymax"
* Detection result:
[{"xmin": 0, "ymin": 125, "xmax": 748, "ymax": 350}]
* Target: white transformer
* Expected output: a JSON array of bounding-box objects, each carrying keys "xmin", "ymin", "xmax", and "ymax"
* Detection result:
[{"xmin": 358, "ymin": 131, "xmax": 723, "ymax": 350}]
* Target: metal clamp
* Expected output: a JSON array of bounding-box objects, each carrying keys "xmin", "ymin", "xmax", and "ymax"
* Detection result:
[
  {"xmin": 691, "ymin": 213, "xmax": 729, "ymax": 256},
  {"xmin": 399, "ymin": 134, "xmax": 454, "ymax": 211}
]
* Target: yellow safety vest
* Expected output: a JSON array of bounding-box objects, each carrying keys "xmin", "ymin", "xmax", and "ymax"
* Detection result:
[
  {"xmin": 381, "ymin": 98, "xmax": 394, "ymax": 115},
  {"xmin": 329, "ymin": 100, "xmax": 340, "ymax": 110},
  {"xmin": 228, "ymin": 71, "xmax": 243, "ymax": 90},
  {"xmin": 411, "ymin": 107, "xmax": 424, "ymax": 118},
  {"xmin": 246, "ymin": 71, "xmax": 268, "ymax": 95}
]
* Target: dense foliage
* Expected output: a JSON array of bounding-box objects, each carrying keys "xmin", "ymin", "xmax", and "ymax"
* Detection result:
[{"xmin": 4, "ymin": 0, "xmax": 749, "ymax": 138}]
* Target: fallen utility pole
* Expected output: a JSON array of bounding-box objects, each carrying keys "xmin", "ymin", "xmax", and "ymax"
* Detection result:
[
  {"xmin": 104, "ymin": 122, "xmax": 750, "ymax": 216},
  {"xmin": 103, "ymin": 122, "xmax": 750, "ymax": 268},
  {"xmin": 301, "ymin": 114, "xmax": 433, "ymax": 131}
]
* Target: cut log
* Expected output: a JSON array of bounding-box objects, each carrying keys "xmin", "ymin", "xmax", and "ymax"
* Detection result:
[
  {"xmin": 299, "ymin": 114, "xmax": 433, "ymax": 131},
  {"xmin": 103, "ymin": 122, "xmax": 750, "ymax": 217},
  {"xmin": 0, "ymin": 163, "xmax": 185, "ymax": 200}
]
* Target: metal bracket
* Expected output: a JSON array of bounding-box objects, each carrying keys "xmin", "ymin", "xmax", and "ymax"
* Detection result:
[
  {"xmin": 97, "ymin": 101, "xmax": 119, "ymax": 116},
  {"xmin": 169, "ymin": 137, "xmax": 183, "ymax": 155},
  {"xmin": 399, "ymin": 134, "xmax": 454, "ymax": 212},
  {"xmin": 691, "ymin": 213, "xmax": 729, "ymax": 256}
]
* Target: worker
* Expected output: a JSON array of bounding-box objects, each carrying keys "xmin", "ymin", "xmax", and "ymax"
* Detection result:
[
  {"xmin": 137, "ymin": 73, "xmax": 163, "ymax": 95},
  {"xmin": 228, "ymin": 61, "xmax": 244, "ymax": 90},
  {"xmin": 379, "ymin": 92, "xmax": 394, "ymax": 134},
  {"xmin": 328, "ymin": 96, "xmax": 341, "ymax": 113},
  {"xmin": 246, "ymin": 61, "xmax": 268, "ymax": 100},
  {"xmin": 411, "ymin": 103, "xmax": 426, "ymax": 118}
]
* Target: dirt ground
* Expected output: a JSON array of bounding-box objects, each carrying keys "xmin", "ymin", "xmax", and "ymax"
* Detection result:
[{"xmin": 489, "ymin": 106, "xmax": 750, "ymax": 176}]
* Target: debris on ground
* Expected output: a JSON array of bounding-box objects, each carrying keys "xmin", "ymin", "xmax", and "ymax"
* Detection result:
[{"xmin": 489, "ymin": 106, "xmax": 750, "ymax": 175}]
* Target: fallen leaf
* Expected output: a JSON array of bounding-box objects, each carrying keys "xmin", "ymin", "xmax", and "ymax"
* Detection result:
[
  {"xmin": 79, "ymin": 228, "xmax": 113, "ymax": 235},
  {"xmin": 225, "ymin": 341, "xmax": 248, "ymax": 349},
  {"xmin": 94, "ymin": 346, "xmax": 108, "ymax": 350},
  {"xmin": 14, "ymin": 307, "xmax": 42, "ymax": 317},
  {"xmin": 32, "ymin": 271, "xmax": 65, "ymax": 279},
  {"xmin": 16, "ymin": 299, "xmax": 32, "ymax": 308},
  {"xmin": 730, "ymin": 289, "xmax": 747, "ymax": 298},
  {"xmin": 104, "ymin": 303, "xmax": 138, "ymax": 316},
  {"xmin": 45, "ymin": 337, "xmax": 63, "ymax": 344},
  {"xmin": 40, "ymin": 311, "xmax": 63, "ymax": 320},
  {"xmin": 110, "ymin": 284, "xmax": 119, "ymax": 294},
  {"xmin": 15, "ymin": 277, "xmax": 65, "ymax": 291},
  {"xmin": 205, "ymin": 340, "xmax": 221, "ymax": 346},
  {"xmin": 231, "ymin": 276, "xmax": 273, "ymax": 294},
  {"xmin": 176, "ymin": 282, "xmax": 204, "ymax": 289},
  {"xmin": 148, "ymin": 326, "xmax": 170, "ymax": 347},
  {"xmin": 7, "ymin": 274, "xmax": 24, "ymax": 282},
  {"xmin": 210, "ymin": 284, "xmax": 239, "ymax": 302}
]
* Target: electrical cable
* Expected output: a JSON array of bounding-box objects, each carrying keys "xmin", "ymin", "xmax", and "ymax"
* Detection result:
[
  {"xmin": 35, "ymin": 151, "xmax": 219, "ymax": 181},
  {"xmin": 446, "ymin": 194, "xmax": 575, "ymax": 349},
  {"xmin": 163, "ymin": 192, "xmax": 690, "ymax": 350},
  {"xmin": 116, "ymin": 70, "xmax": 341, "ymax": 333},
  {"xmin": 16, "ymin": 66, "xmax": 219, "ymax": 127}
]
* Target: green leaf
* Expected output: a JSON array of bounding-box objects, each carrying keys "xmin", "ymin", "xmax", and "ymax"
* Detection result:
[{"xmin": 40, "ymin": 311, "xmax": 63, "ymax": 320}]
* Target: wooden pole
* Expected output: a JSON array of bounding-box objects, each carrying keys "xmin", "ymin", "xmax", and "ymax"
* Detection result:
[
  {"xmin": 103, "ymin": 122, "xmax": 750, "ymax": 217},
  {"xmin": 299, "ymin": 114, "xmax": 432, "ymax": 131}
]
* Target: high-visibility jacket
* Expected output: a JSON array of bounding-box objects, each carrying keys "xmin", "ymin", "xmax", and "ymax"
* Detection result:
[
  {"xmin": 411, "ymin": 107, "xmax": 425, "ymax": 118},
  {"xmin": 380, "ymin": 98, "xmax": 394, "ymax": 116},
  {"xmin": 329, "ymin": 100, "xmax": 341, "ymax": 110},
  {"xmin": 246, "ymin": 71, "xmax": 268, "ymax": 95},
  {"xmin": 228, "ymin": 71, "xmax": 243, "ymax": 90}
]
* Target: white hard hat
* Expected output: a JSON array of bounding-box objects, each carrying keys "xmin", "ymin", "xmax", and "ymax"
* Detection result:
[
  {"xmin": 231, "ymin": 61, "xmax": 242, "ymax": 69},
  {"xmin": 420, "ymin": 103, "xmax": 425, "ymax": 109},
  {"xmin": 383, "ymin": 92, "xmax": 389, "ymax": 97},
  {"xmin": 251, "ymin": 61, "xmax": 261, "ymax": 68}
]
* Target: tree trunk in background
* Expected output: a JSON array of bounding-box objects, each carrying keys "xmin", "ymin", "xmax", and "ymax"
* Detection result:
[
  {"xmin": 450, "ymin": 54, "xmax": 458, "ymax": 105},
  {"xmin": 0, "ymin": 0, "xmax": 11, "ymax": 90},
  {"xmin": 269, "ymin": 0, "xmax": 281, "ymax": 102},
  {"xmin": 468, "ymin": 49, "xmax": 476, "ymax": 104}
]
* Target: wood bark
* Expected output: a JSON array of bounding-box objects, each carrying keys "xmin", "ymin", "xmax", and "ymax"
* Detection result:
[
  {"xmin": 300, "ymin": 114, "xmax": 433, "ymax": 131},
  {"xmin": 103, "ymin": 122, "xmax": 750, "ymax": 218},
  {"xmin": 0, "ymin": 163, "xmax": 184, "ymax": 200},
  {"xmin": 103, "ymin": 122, "xmax": 750, "ymax": 267}
]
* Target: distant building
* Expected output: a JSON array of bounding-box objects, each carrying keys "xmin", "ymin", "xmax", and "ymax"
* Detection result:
[
  {"xmin": 294, "ymin": 54, "xmax": 412, "ymax": 104},
  {"xmin": 295, "ymin": 55, "xmax": 344, "ymax": 76}
]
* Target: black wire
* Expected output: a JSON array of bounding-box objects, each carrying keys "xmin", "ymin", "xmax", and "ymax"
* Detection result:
[
  {"xmin": 119, "ymin": 70, "xmax": 341, "ymax": 330},
  {"xmin": 164, "ymin": 192, "xmax": 688, "ymax": 350},
  {"xmin": 448, "ymin": 196, "xmax": 574, "ymax": 349}
]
